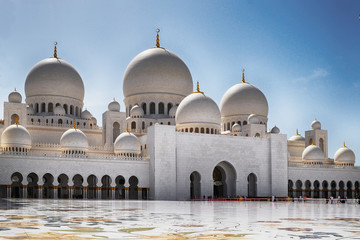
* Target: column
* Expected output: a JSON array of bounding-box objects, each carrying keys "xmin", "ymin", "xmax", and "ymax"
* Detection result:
[
  {"xmin": 69, "ymin": 186, "xmax": 73, "ymax": 199},
  {"xmin": 310, "ymin": 187, "xmax": 314, "ymax": 198},
  {"xmin": 53, "ymin": 179, "xmax": 59, "ymax": 199},
  {"xmin": 111, "ymin": 185, "xmax": 115, "ymax": 200},
  {"xmin": 138, "ymin": 188, "xmax": 142, "ymax": 200},
  {"xmin": 22, "ymin": 179, "xmax": 28, "ymax": 199},
  {"xmin": 83, "ymin": 186, "xmax": 88, "ymax": 199},
  {"xmin": 125, "ymin": 187, "xmax": 129, "ymax": 199},
  {"xmin": 6, "ymin": 185, "xmax": 11, "ymax": 198},
  {"xmin": 97, "ymin": 186, "xmax": 101, "ymax": 200},
  {"xmin": 38, "ymin": 179, "xmax": 44, "ymax": 199}
]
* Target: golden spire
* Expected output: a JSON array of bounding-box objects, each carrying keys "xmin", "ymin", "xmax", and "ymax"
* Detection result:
[
  {"xmin": 242, "ymin": 68, "xmax": 245, "ymax": 83},
  {"xmin": 296, "ymin": 129, "xmax": 299, "ymax": 135},
  {"xmin": 311, "ymin": 139, "xmax": 314, "ymax": 145},
  {"xmin": 73, "ymin": 121, "xmax": 76, "ymax": 129},
  {"xmin": 343, "ymin": 141, "xmax": 347, "ymax": 148},
  {"xmin": 156, "ymin": 28, "xmax": 160, "ymax": 48},
  {"xmin": 193, "ymin": 81, "xmax": 204, "ymax": 93},
  {"xmin": 53, "ymin": 41, "xmax": 58, "ymax": 58},
  {"xmin": 15, "ymin": 116, "xmax": 19, "ymax": 125},
  {"xmin": 126, "ymin": 124, "xmax": 129, "ymax": 132}
]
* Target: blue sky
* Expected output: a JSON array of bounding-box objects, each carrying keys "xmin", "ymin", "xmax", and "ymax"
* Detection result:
[{"xmin": 0, "ymin": 0, "xmax": 360, "ymax": 159}]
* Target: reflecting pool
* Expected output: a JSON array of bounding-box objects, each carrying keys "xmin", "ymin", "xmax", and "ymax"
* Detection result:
[{"xmin": 0, "ymin": 199, "xmax": 359, "ymax": 239}]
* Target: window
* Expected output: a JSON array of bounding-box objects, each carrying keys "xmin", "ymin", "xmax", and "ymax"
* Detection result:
[
  {"xmin": 159, "ymin": 102, "xmax": 164, "ymax": 114},
  {"xmin": 150, "ymin": 102, "xmax": 155, "ymax": 114}
]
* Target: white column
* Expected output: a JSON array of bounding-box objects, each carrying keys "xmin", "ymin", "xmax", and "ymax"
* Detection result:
[
  {"xmin": 38, "ymin": 179, "xmax": 44, "ymax": 199},
  {"xmin": 138, "ymin": 188, "xmax": 142, "ymax": 200},
  {"xmin": 69, "ymin": 186, "xmax": 73, "ymax": 199},
  {"xmin": 23, "ymin": 179, "xmax": 28, "ymax": 199},
  {"xmin": 125, "ymin": 187, "xmax": 129, "ymax": 199},
  {"xmin": 6, "ymin": 185, "xmax": 11, "ymax": 198},
  {"xmin": 97, "ymin": 187, "xmax": 101, "ymax": 200},
  {"xmin": 83, "ymin": 187, "xmax": 87, "ymax": 199},
  {"xmin": 53, "ymin": 179, "xmax": 59, "ymax": 199},
  {"xmin": 111, "ymin": 184, "xmax": 115, "ymax": 200}
]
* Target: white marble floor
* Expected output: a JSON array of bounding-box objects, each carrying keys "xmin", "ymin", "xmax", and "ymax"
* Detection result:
[{"xmin": 0, "ymin": 199, "xmax": 359, "ymax": 239}]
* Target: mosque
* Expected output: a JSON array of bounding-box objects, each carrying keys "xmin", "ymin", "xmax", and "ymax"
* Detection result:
[{"xmin": 0, "ymin": 32, "xmax": 359, "ymax": 201}]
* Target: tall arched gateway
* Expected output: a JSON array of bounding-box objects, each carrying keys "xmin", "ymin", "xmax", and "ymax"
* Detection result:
[
  {"xmin": 190, "ymin": 171, "xmax": 201, "ymax": 199},
  {"xmin": 212, "ymin": 161, "xmax": 236, "ymax": 198}
]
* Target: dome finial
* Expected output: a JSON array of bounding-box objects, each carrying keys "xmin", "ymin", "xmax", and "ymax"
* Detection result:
[
  {"xmin": 296, "ymin": 129, "xmax": 299, "ymax": 135},
  {"xmin": 53, "ymin": 41, "xmax": 58, "ymax": 58},
  {"xmin": 14, "ymin": 88, "xmax": 17, "ymax": 92},
  {"xmin": 311, "ymin": 139, "xmax": 314, "ymax": 145},
  {"xmin": 343, "ymin": 141, "xmax": 347, "ymax": 148},
  {"xmin": 73, "ymin": 120, "xmax": 76, "ymax": 129},
  {"xmin": 15, "ymin": 116, "xmax": 19, "ymax": 125},
  {"xmin": 242, "ymin": 68, "xmax": 245, "ymax": 83},
  {"xmin": 156, "ymin": 28, "xmax": 160, "ymax": 48},
  {"xmin": 193, "ymin": 81, "xmax": 204, "ymax": 93},
  {"xmin": 126, "ymin": 124, "xmax": 129, "ymax": 132}
]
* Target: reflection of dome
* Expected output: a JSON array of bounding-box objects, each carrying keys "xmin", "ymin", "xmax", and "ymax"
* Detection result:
[
  {"xmin": 176, "ymin": 87, "xmax": 221, "ymax": 133},
  {"xmin": 130, "ymin": 105, "xmax": 144, "ymax": 118},
  {"xmin": 248, "ymin": 113, "xmax": 260, "ymax": 124},
  {"xmin": 232, "ymin": 123, "xmax": 241, "ymax": 132},
  {"xmin": 27, "ymin": 105, "xmax": 34, "ymax": 115},
  {"xmin": 334, "ymin": 144, "xmax": 355, "ymax": 165},
  {"xmin": 8, "ymin": 89, "xmax": 22, "ymax": 103},
  {"xmin": 60, "ymin": 128, "xmax": 88, "ymax": 153},
  {"xmin": 25, "ymin": 58, "xmax": 84, "ymax": 102},
  {"xmin": 108, "ymin": 99, "xmax": 120, "ymax": 112},
  {"xmin": 302, "ymin": 144, "xmax": 324, "ymax": 162},
  {"xmin": 311, "ymin": 119, "xmax": 321, "ymax": 130},
  {"xmin": 220, "ymin": 81, "xmax": 268, "ymax": 121},
  {"xmin": 1, "ymin": 124, "xmax": 32, "ymax": 151},
  {"xmin": 169, "ymin": 105, "xmax": 178, "ymax": 118},
  {"xmin": 270, "ymin": 126, "xmax": 280, "ymax": 134},
  {"xmin": 123, "ymin": 47, "xmax": 193, "ymax": 98},
  {"xmin": 54, "ymin": 106, "xmax": 65, "ymax": 116},
  {"xmin": 81, "ymin": 109, "xmax": 92, "ymax": 119},
  {"xmin": 114, "ymin": 132, "xmax": 141, "ymax": 156}
]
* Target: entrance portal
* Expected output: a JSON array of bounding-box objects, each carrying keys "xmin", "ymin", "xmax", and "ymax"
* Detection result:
[{"xmin": 212, "ymin": 161, "xmax": 236, "ymax": 198}]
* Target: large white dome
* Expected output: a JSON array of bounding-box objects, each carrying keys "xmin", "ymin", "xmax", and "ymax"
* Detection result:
[
  {"xmin": 123, "ymin": 47, "xmax": 193, "ymax": 98},
  {"xmin": 302, "ymin": 144, "xmax": 324, "ymax": 162},
  {"xmin": 176, "ymin": 91, "xmax": 221, "ymax": 131},
  {"xmin": 114, "ymin": 132, "xmax": 141, "ymax": 156},
  {"xmin": 220, "ymin": 82, "xmax": 268, "ymax": 120},
  {"xmin": 25, "ymin": 58, "xmax": 85, "ymax": 102},
  {"xmin": 60, "ymin": 128, "xmax": 88, "ymax": 153},
  {"xmin": 334, "ymin": 144, "xmax": 355, "ymax": 165},
  {"xmin": 1, "ymin": 124, "xmax": 32, "ymax": 150}
]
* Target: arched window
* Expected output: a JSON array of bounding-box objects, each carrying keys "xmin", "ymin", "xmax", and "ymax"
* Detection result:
[
  {"xmin": 142, "ymin": 103, "xmax": 147, "ymax": 114},
  {"xmin": 35, "ymin": 103, "xmax": 39, "ymax": 113},
  {"xmin": 167, "ymin": 103, "xmax": 173, "ymax": 114},
  {"xmin": 168, "ymin": 122, "xmax": 171, "ymax": 125},
  {"xmin": 41, "ymin": 103, "xmax": 46, "ymax": 113},
  {"xmin": 190, "ymin": 128, "xmax": 193, "ymax": 133},
  {"xmin": 195, "ymin": 128, "xmax": 199, "ymax": 133},
  {"xmin": 142, "ymin": 121, "xmax": 145, "ymax": 130},
  {"xmin": 131, "ymin": 121, "xmax": 136, "ymax": 130},
  {"xmin": 255, "ymin": 133, "xmax": 260, "ymax": 137},
  {"xmin": 58, "ymin": 119, "xmax": 63, "ymax": 124},
  {"xmin": 243, "ymin": 121, "xmax": 247, "ymax": 126},
  {"xmin": 150, "ymin": 102, "xmax": 155, "ymax": 114},
  {"xmin": 64, "ymin": 104, "xmax": 68, "ymax": 114},
  {"xmin": 227, "ymin": 122, "xmax": 230, "ymax": 131},
  {"xmin": 201, "ymin": 128, "xmax": 204, "ymax": 133},
  {"xmin": 70, "ymin": 105, "xmax": 74, "ymax": 115},
  {"xmin": 319, "ymin": 138, "xmax": 324, "ymax": 152},
  {"xmin": 158, "ymin": 102, "xmax": 164, "ymax": 114},
  {"xmin": 75, "ymin": 106, "xmax": 79, "ymax": 117},
  {"xmin": 11, "ymin": 114, "xmax": 19, "ymax": 124},
  {"xmin": 48, "ymin": 103, "xmax": 53, "ymax": 113},
  {"xmin": 113, "ymin": 122, "xmax": 120, "ymax": 143},
  {"xmin": 128, "ymin": 105, "xmax": 132, "ymax": 116}
]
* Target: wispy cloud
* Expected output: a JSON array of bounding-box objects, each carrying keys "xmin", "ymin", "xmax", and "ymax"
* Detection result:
[{"xmin": 294, "ymin": 68, "xmax": 329, "ymax": 83}]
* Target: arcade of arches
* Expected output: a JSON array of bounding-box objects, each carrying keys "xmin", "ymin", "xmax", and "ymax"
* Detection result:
[
  {"xmin": 288, "ymin": 179, "xmax": 360, "ymax": 199},
  {"xmin": 5, "ymin": 172, "xmax": 148, "ymax": 200}
]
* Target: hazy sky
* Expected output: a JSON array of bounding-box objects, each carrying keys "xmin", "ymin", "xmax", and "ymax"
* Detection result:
[{"xmin": 0, "ymin": 0, "xmax": 360, "ymax": 159}]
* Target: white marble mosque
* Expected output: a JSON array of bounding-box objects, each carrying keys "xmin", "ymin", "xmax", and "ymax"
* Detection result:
[{"xmin": 0, "ymin": 32, "xmax": 359, "ymax": 201}]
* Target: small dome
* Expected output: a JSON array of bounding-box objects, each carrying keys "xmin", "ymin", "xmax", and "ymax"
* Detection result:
[
  {"xmin": 123, "ymin": 47, "xmax": 193, "ymax": 99},
  {"xmin": 220, "ymin": 82, "xmax": 268, "ymax": 121},
  {"xmin": 60, "ymin": 128, "xmax": 88, "ymax": 153},
  {"xmin": 81, "ymin": 109, "xmax": 92, "ymax": 120},
  {"xmin": 108, "ymin": 99, "xmax": 120, "ymax": 112},
  {"xmin": 114, "ymin": 132, "xmax": 141, "ymax": 155},
  {"xmin": 302, "ymin": 144, "xmax": 324, "ymax": 162},
  {"xmin": 334, "ymin": 144, "xmax": 355, "ymax": 165},
  {"xmin": 289, "ymin": 130, "xmax": 305, "ymax": 141},
  {"xmin": 130, "ymin": 105, "xmax": 144, "ymax": 118},
  {"xmin": 271, "ymin": 126, "xmax": 280, "ymax": 134},
  {"xmin": 1, "ymin": 124, "xmax": 32, "ymax": 150},
  {"xmin": 25, "ymin": 58, "xmax": 84, "ymax": 102},
  {"xmin": 232, "ymin": 123, "xmax": 241, "ymax": 132},
  {"xmin": 54, "ymin": 106, "xmax": 65, "ymax": 116},
  {"xmin": 27, "ymin": 105, "xmax": 34, "ymax": 115},
  {"xmin": 311, "ymin": 119, "xmax": 321, "ymax": 130},
  {"xmin": 91, "ymin": 117, "xmax": 97, "ymax": 125},
  {"xmin": 169, "ymin": 105, "xmax": 178, "ymax": 118},
  {"xmin": 8, "ymin": 89, "xmax": 22, "ymax": 103},
  {"xmin": 176, "ymin": 91, "xmax": 221, "ymax": 131},
  {"xmin": 248, "ymin": 113, "xmax": 260, "ymax": 124}
]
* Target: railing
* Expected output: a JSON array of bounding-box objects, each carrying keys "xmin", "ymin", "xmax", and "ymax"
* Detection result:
[
  {"xmin": 289, "ymin": 163, "xmax": 358, "ymax": 169},
  {"xmin": 27, "ymin": 121, "xmax": 101, "ymax": 130}
]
